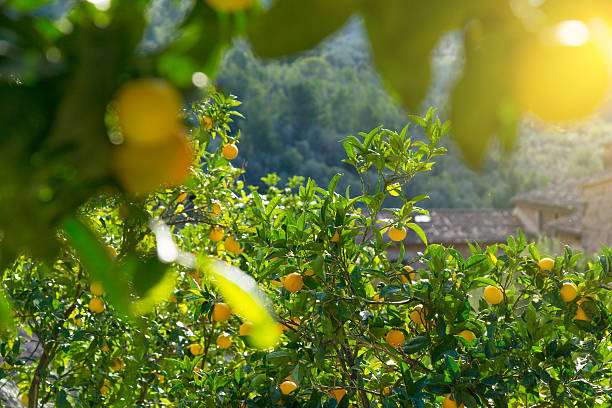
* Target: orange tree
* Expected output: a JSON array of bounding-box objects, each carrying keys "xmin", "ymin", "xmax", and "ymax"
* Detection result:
[
  {"xmin": 1, "ymin": 91, "xmax": 611, "ymax": 407},
  {"xmin": 1, "ymin": 1, "xmax": 612, "ymax": 407}
]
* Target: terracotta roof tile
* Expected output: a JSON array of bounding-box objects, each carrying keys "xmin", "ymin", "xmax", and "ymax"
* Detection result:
[{"xmin": 381, "ymin": 209, "xmax": 522, "ymax": 245}]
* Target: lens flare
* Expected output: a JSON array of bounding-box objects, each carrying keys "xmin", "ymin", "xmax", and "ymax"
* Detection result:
[{"xmin": 556, "ymin": 20, "xmax": 590, "ymax": 46}]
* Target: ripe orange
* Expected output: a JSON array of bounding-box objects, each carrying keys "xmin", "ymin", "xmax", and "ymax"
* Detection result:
[
  {"xmin": 110, "ymin": 357, "xmax": 124, "ymax": 372},
  {"xmin": 239, "ymin": 322, "xmax": 253, "ymax": 336},
  {"xmin": 90, "ymin": 281, "xmax": 104, "ymax": 296},
  {"xmin": 216, "ymin": 335, "xmax": 231, "ymax": 349},
  {"xmin": 99, "ymin": 379, "xmax": 111, "ymax": 395},
  {"xmin": 373, "ymin": 294, "xmax": 384, "ymax": 302},
  {"xmin": 400, "ymin": 265, "xmax": 416, "ymax": 284},
  {"xmin": 280, "ymin": 380, "xmax": 298, "ymax": 395},
  {"xmin": 208, "ymin": 227, "xmax": 224, "ymax": 242},
  {"xmin": 410, "ymin": 304, "xmax": 427, "ymax": 325},
  {"xmin": 560, "ymin": 282, "xmax": 577, "ymax": 303},
  {"xmin": 114, "ymin": 78, "xmax": 181, "ymax": 145},
  {"xmin": 101, "ymin": 344, "xmax": 110, "ymax": 353},
  {"xmin": 176, "ymin": 192, "xmax": 188, "ymax": 203},
  {"xmin": 112, "ymin": 131, "xmax": 193, "ymax": 195},
  {"xmin": 329, "ymin": 388, "xmax": 347, "ymax": 402},
  {"xmin": 210, "ymin": 202, "xmax": 221, "ymax": 215},
  {"xmin": 388, "ymin": 226, "xmax": 406, "ymax": 242},
  {"xmin": 458, "ymin": 330, "xmax": 476, "ymax": 345},
  {"xmin": 89, "ymin": 298, "xmax": 105, "ymax": 313},
  {"xmin": 538, "ymin": 257, "xmax": 555, "ymax": 272},
  {"xmin": 212, "ymin": 303, "xmax": 231, "ymax": 322},
  {"xmin": 443, "ymin": 393, "xmax": 464, "ymax": 408},
  {"xmin": 222, "ymin": 144, "xmax": 239, "ymax": 160},
  {"xmin": 224, "ymin": 236, "xmax": 243, "ymax": 254},
  {"xmin": 203, "ymin": 116, "xmax": 213, "ymax": 130},
  {"xmin": 284, "ymin": 273, "xmax": 303, "ymax": 293},
  {"xmin": 484, "ymin": 285, "xmax": 503, "ymax": 305},
  {"xmin": 168, "ymin": 294, "xmax": 177, "ymax": 303},
  {"xmin": 304, "ymin": 269, "xmax": 315, "ymax": 276},
  {"xmin": 385, "ymin": 330, "xmax": 405, "ymax": 347},
  {"xmin": 383, "ymin": 386, "xmax": 391, "ymax": 396},
  {"xmin": 574, "ymin": 306, "xmax": 591, "ymax": 322},
  {"xmin": 331, "ymin": 230, "xmax": 340, "ymax": 242},
  {"xmin": 190, "ymin": 343, "xmax": 204, "ymax": 356}
]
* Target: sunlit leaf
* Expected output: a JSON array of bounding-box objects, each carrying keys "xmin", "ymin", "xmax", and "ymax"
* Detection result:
[{"xmin": 198, "ymin": 256, "xmax": 280, "ymax": 348}]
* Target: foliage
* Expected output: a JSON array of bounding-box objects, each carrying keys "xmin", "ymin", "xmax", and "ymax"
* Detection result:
[{"xmin": 1, "ymin": 93, "xmax": 610, "ymax": 408}]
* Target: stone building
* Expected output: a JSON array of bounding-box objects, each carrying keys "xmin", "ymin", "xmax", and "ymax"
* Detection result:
[{"xmin": 386, "ymin": 156, "xmax": 612, "ymax": 256}]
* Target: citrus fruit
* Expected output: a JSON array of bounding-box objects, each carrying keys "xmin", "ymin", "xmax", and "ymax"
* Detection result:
[
  {"xmin": 210, "ymin": 202, "xmax": 221, "ymax": 215},
  {"xmin": 484, "ymin": 285, "xmax": 503, "ymax": 305},
  {"xmin": 304, "ymin": 269, "xmax": 314, "ymax": 276},
  {"xmin": 388, "ymin": 226, "xmax": 406, "ymax": 242},
  {"xmin": 154, "ymin": 373, "xmax": 164, "ymax": 383},
  {"xmin": 443, "ymin": 393, "xmax": 464, "ymax": 408},
  {"xmin": 239, "ymin": 322, "xmax": 252, "ymax": 336},
  {"xmin": 205, "ymin": 0, "xmax": 255, "ymax": 13},
  {"xmin": 112, "ymin": 130, "xmax": 193, "ymax": 195},
  {"xmin": 458, "ymin": 330, "xmax": 476, "ymax": 345},
  {"xmin": 373, "ymin": 294, "xmax": 384, "ymax": 302},
  {"xmin": 280, "ymin": 380, "xmax": 298, "ymax": 395},
  {"xmin": 110, "ymin": 357, "xmax": 124, "ymax": 371},
  {"xmin": 385, "ymin": 330, "xmax": 405, "ymax": 347},
  {"xmin": 208, "ymin": 227, "xmax": 224, "ymax": 242},
  {"xmin": 331, "ymin": 230, "xmax": 340, "ymax": 242},
  {"xmin": 176, "ymin": 192, "xmax": 188, "ymax": 202},
  {"xmin": 410, "ymin": 304, "xmax": 427, "ymax": 325},
  {"xmin": 560, "ymin": 282, "xmax": 577, "ymax": 302},
  {"xmin": 114, "ymin": 78, "xmax": 181, "ymax": 145},
  {"xmin": 329, "ymin": 388, "xmax": 347, "ymax": 402},
  {"xmin": 400, "ymin": 265, "xmax": 416, "ymax": 284},
  {"xmin": 512, "ymin": 41, "xmax": 609, "ymax": 122},
  {"xmin": 99, "ymin": 379, "xmax": 110, "ymax": 395},
  {"xmin": 90, "ymin": 281, "xmax": 104, "ymax": 296},
  {"xmin": 574, "ymin": 306, "xmax": 591, "ymax": 322},
  {"xmin": 203, "ymin": 116, "xmax": 213, "ymax": 130},
  {"xmin": 224, "ymin": 236, "xmax": 243, "ymax": 254},
  {"xmin": 101, "ymin": 344, "xmax": 110, "ymax": 353},
  {"xmin": 217, "ymin": 334, "xmax": 231, "ymax": 349},
  {"xmin": 387, "ymin": 183, "xmax": 401, "ymax": 196},
  {"xmin": 284, "ymin": 273, "xmax": 303, "ymax": 293},
  {"xmin": 168, "ymin": 294, "xmax": 177, "ymax": 303},
  {"xmin": 190, "ymin": 343, "xmax": 204, "ymax": 356},
  {"xmin": 222, "ymin": 143, "xmax": 239, "ymax": 160},
  {"xmin": 383, "ymin": 386, "xmax": 391, "ymax": 396},
  {"xmin": 212, "ymin": 302, "xmax": 231, "ymax": 322},
  {"xmin": 89, "ymin": 297, "xmax": 104, "ymax": 313},
  {"xmin": 538, "ymin": 257, "xmax": 555, "ymax": 272}
]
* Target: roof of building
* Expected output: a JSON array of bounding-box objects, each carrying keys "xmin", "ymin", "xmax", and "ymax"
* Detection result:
[
  {"xmin": 545, "ymin": 212, "xmax": 582, "ymax": 236},
  {"xmin": 510, "ymin": 169, "xmax": 612, "ymax": 210},
  {"xmin": 381, "ymin": 208, "xmax": 522, "ymax": 245}
]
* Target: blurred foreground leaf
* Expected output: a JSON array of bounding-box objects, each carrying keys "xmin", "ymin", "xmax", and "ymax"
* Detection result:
[
  {"xmin": 62, "ymin": 216, "xmax": 132, "ymax": 318},
  {"xmin": 198, "ymin": 257, "xmax": 280, "ymax": 349}
]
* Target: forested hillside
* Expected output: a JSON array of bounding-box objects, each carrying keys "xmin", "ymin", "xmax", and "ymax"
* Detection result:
[{"xmin": 216, "ymin": 19, "xmax": 611, "ymax": 208}]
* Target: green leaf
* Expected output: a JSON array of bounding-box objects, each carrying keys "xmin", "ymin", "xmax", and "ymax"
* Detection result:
[
  {"xmin": 361, "ymin": 0, "xmax": 464, "ymax": 110},
  {"xmin": 62, "ymin": 216, "xmax": 132, "ymax": 318},
  {"xmin": 198, "ymin": 257, "xmax": 280, "ymax": 349},
  {"xmin": 131, "ymin": 257, "xmax": 176, "ymax": 315},
  {"xmin": 0, "ymin": 289, "xmax": 14, "ymax": 331},
  {"xmin": 406, "ymin": 223, "xmax": 427, "ymax": 246},
  {"xmin": 247, "ymin": 0, "xmax": 354, "ymax": 58},
  {"xmin": 404, "ymin": 336, "xmax": 429, "ymax": 354}
]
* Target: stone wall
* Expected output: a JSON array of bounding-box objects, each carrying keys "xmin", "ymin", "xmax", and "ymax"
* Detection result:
[{"xmin": 581, "ymin": 177, "xmax": 612, "ymax": 252}]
